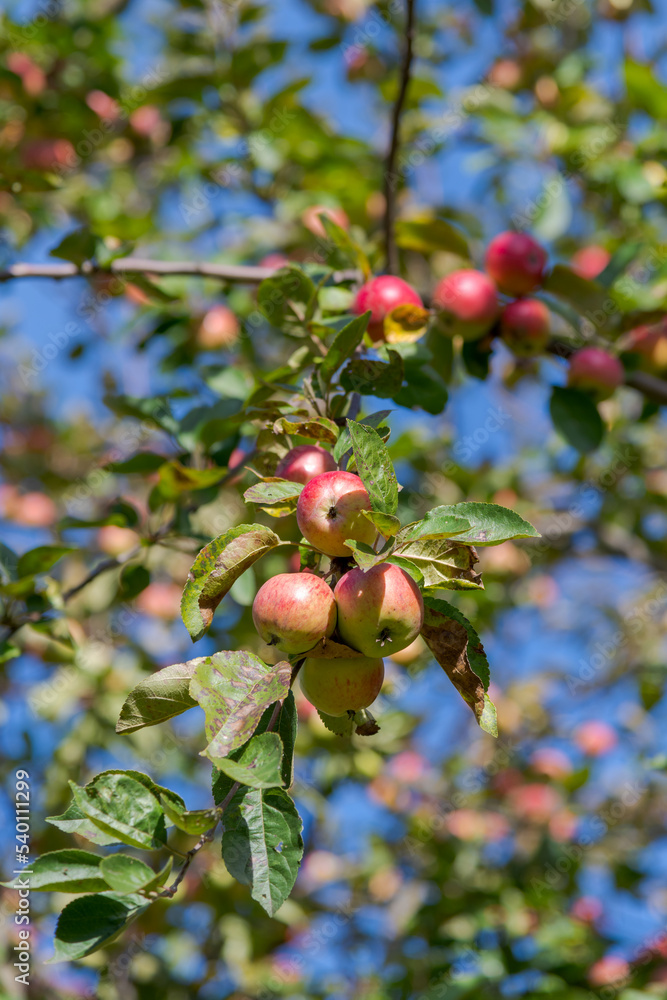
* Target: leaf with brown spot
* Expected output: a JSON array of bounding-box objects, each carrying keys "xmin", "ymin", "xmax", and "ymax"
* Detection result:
[
  {"xmin": 181, "ymin": 524, "xmax": 280, "ymax": 641},
  {"xmin": 397, "ymin": 537, "xmax": 483, "ymax": 590},
  {"xmin": 190, "ymin": 652, "xmax": 292, "ymax": 760},
  {"xmin": 421, "ymin": 596, "xmax": 497, "ymax": 736}
]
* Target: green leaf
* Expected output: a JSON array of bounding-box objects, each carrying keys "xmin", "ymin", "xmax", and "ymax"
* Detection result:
[
  {"xmin": 397, "ymin": 514, "xmax": 472, "ymax": 544},
  {"xmin": 319, "ymin": 312, "xmax": 370, "ymax": 383},
  {"xmin": 320, "ymin": 214, "xmax": 371, "ymax": 276},
  {"xmin": 119, "ymin": 564, "xmax": 150, "ymax": 600},
  {"xmin": 58, "ymin": 500, "xmax": 140, "ymax": 530},
  {"xmin": 116, "ymin": 659, "xmax": 200, "ymax": 734},
  {"xmin": 272, "ymin": 416, "xmax": 339, "ymax": 445},
  {"xmin": 421, "ymin": 596, "xmax": 497, "ymax": 736},
  {"xmin": 393, "ymin": 366, "xmax": 449, "ymax": 415},
  {"xmin": 347, "ymin": 419, "xmax": 398, "ymax": 516},
  {"xmin": 99, "ymin": 855, "xmax": 159, "ymax": 894},
  {"xmin": 396, "ymin": 538, "xmax": 482, "ymax": 590},
  {"xmin": 625, "ymin": 59, "xmax": 667, "ymax": 121},
  {"xmin": 543, "ymin": 264, "xmax": 606, "ymax": 315},
  {"xmin": 0, "ymin": 541, "xmax": 19, "ymax": 583},
  {"xmin": 221, "ymin": 787, "xmax": 303, "ymax": 917},
  {"xmin": 408, "ymin": 503, "xmax": 539, "ymax": 546},
  {"xmin": 49, "ymin": 227, "xmax": 97, "ymax": 266},
  {"xmin": 340, "ymin": 350, "xmax": 404, "ymax": 397},
  {"xmin": 362, "ymin": 509, "xmax": 401, "ymax": 537},
  {"xmin": 257, "ymin": 265, "xmax": 317, "ymax": 330},
  {"xmin": 212, "ymin": 692, "xmax": 298, "ymax": 805},
  {"xmin": 384, "ymin": 555, "xmax": 424, "ymax": 587},
  {"xmin": 106, "ymin": 452, "xmax": 167, "ymax": 473},
  {"xmin": 103, "ymin": 394, "xmax": 178, "ymax": 435},
  {"xmin": 46, "ymin": 801, "xmax": 123, "ymax": 847},
  {"xmin": 156, "ymin": 461, "xmax": 228, "ymax": 500},
  {"xmin": 1, "ymin": 850, "xmax": 108, "ymax": 893},
  {"xmin": 16, "ymin": 545, "xmax": 74, "ymax": 578},
  {"xmin": 50, "ymin": 893, "xmax": 147, "ymax": 963},
  {"xmin": 550, "ymin": 386, "xmax": 604, "ymax": 453},
  {"xmin": 243, "ymin": 480, "xmax": 304, "ymax": 506},
  {"xmin": 190, "ymin": 651, "xmax": 293, "ymax": 760},
  {"xmin": 181, "ymin": 524, "xmax": 280, "ymax": 642},
  {"xmin": 211, "ymin": 732, "xmax": 284, "ymax": 789},
  {"xmin": 596, "ymin": 243, "xmax": 644, "ymax": 289},
  {"xmin": 333, "ymin": 410, "xmax": 391, "ymax": 464},
  {"xmin": 395, "ymin": 217, "xmax": 469, "ymax": 258},
  {"xmin": 69, "ymin": 774, "xmax": 166, "ymax": 851},
  {"xmin": 345, "ymin": 538, "xmax": 393, "ymax": 570},
  {"xmin": 317, "ymin": 709, "xmax": 354, "ymax": 736},
  {"xmin": 159, "ymin": 798, "xmax": 220, "ymax": 836}
]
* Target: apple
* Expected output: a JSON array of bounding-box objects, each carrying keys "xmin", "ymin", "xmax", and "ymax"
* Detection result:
[
  {"xmin": 299, "ymin": 654, "xmax": 384, "ymax": 716},
  {"xmin": 573, "ymin": 719, "xmax": 617, "ymax": 756},
  {"xmin": 275, "ymin": 445, "xmax": 337, "ymax": 485},
  {"xmin": 296, "ymin": 470, "xmax": 377, "ymax": 557},
  {"xmin": 21, "ymin": 138, "xmax": 76, "ymax": 172},
  {"xmin": 85, "ymin": 89, "xmax": 121, "ymax": 120},
  {"xmin": 302, "ymin": 205, "xmax": 349, "ymax": 239},
  {"xmin": 196, "ymin": 305, "xmax": 240, "ymax": 350},
  {"xmin": 626, "ymin": 321, "xmax": 667, "ymax": 373},
  {"xmin": 568, "ymin": 346, "xmax": 624, "ymax": 399},
  {"xmin": 571, "ymin": 245, "xmax": 611, "ymax": 281},
  {"xmin": 500, "ymin": 298, "xmax": 550, "ymax": 356},
  {"xmin": 353, "ymin": 275, "xmax": 423, "ymax": 341},
  {"xmin": 252, "ymin": 572, "xmax": 336, "ymax": 654},
  {"xmin": 259, "ymin": 253, "xmax": 290, "ymax": 269},
  {"xmin": 432, "ymin": 268, "xmax": 499, "ymax": 340},
  {"xmin": 137, "ymin": 582, "xmax": 183, "ymax": 620},
  {"xmin": 334, "ymin": 563, "xmax": 424, "ymax": 658},
  {"xmin": 588, "ymin": 957, "xmax": 630, "ymax": 988},
  {"xmin": 485, "ymin": 231, "xmax": 547, "ymax": 295}
]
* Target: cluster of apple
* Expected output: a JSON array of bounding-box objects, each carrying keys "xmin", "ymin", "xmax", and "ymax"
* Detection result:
[
  {"xmin": 352, "ymin": 230, "xmax": 627, "ymax": 401},
  {"xmin": 250, "ymin": 446, "xmax": 424, "ymax": 719}
]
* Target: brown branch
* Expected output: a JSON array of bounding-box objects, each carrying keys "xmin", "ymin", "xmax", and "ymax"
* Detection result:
[
  {"xmin": 0, "ymin": 259, "xmax": 361, "ymax": 285},
  {"xmin": 383, "ymin": 0, "xmax": 417, "ymax": 275}
]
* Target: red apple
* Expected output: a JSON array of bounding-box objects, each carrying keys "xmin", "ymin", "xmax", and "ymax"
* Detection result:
[
  {"xmin": 588, "ymin": 956, "xmax": 630, "ymax": 988},
  {"xmin": 259, "ymin": 253, "xmax": 290, "ymax": 269},
  {"xmin": 353, "ymin": 275, "xmax": 423, "ymax": 341},
  {"xmin": 275, "ymin": 445, "xmax": 337, "ymax": 485},
  {"xmin": 137, "ymin": 582, "xmax": 183, "ymax": 619},
  {"xmin": 573, "ymin": 719, "xmax": 617, "ymax": 756},
  {"xmin": 568, "ymin": 346, "xmax": 624, "ymax": 400},
  {"xmin": 196, "ymin": 305, "xmax": 239, "ymax": 350},
  {"xmin": 302, "ymin": 205, "xmax": 349, "ymax": 238},
  {"xmin": 252, "ymin": 572, "xmax": 336, "ymax": 654},
  {"xmin": 296, "ymin": 470, "xmax": 377, "ymax": 557},
  {"xmin": 21, "ymin": 138, "xmax": 76, "ymax": 172},
  {"xmin": 485, "ymin": 232, "xmax": 547, "ymax": 295},
  {"xmin": 299, "ymin": 654, "xmax": 384, "ymax": 716},
  {"xmin": 433, "ymin": 268, "xmax": 499, "ymax": 340},
  {"xmin": 334, "ymin": 563, "xmax": 424, "ymax": 658},
  {"xmin": 500, "ymin": 298, "xmax": 550, "ymax": 356},
  {"xmin": 571, "ymin": 245, "xmax": 611, "ymax": 281}
]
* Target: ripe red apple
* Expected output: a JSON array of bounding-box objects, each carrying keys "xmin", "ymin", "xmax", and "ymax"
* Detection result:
[
  {"xmin": 334, "ymin": 563, "xmax": 424, "ymax": 658},
  {"xmin": 588, "ymin": 956, "xmax": 630, "ymax": 988},
  {"xmin": 302, "ymin": 205, "xmax": 349, "ymax": 239},
  {"xmin": 296, "ymin": 470, "xmax": 377, "ymax": 557},
  {"xmin": 571, "ymin": 245, "xmax": 611, "ymax": 281},
  {"xmin": 353, "ymin": 275, "xmax": 423, "ymax": 341},
  {"xmin": 485, "ymin": 232, "xmax": 547, "ymax": 295},
  {"xmin": 568, "ymin": 346, "xmax": 624, "ymax": 399},
  {"xmin": 500, "ymin": 298, "xmax": 550, "ymax": 356},
  {"xmin": 252, "ymin": 572, "xmax": 336, "ymax": 654},
  {"xmin": 259, "ymin": 253, "xmax": 290, "ymax": 269},
  {"xmin": 196, "ymin": 305, "xmax": 240, "ymax": 350},
  {"xmin": 275, "ymin": 445, "xmax": 337, "ymax": 485},
  {"xmin": 21, "ymin": 138, "xmax": 76, "ymax": 172},
  {"xmin": 432, "ymin": 268, "xmax": 499, "ymax": 340},
  {"xmin": 299, "ymin": 654, "xmax": 384, "ymax": 716}
]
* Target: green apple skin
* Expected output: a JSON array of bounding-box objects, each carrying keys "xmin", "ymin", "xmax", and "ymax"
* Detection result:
[
  {"xmin": 252, "ymin": 572, "xmax": 336, "ymax": 654},
  {"xmin": 300, "ymin": 655, "xmax": 384, "ymax": 717},
  {"xmin": 296, "ymin": 470, "xmax": 377, "ymax": 557},
  {"xmin": 334, "ymin": 563, "xmax": 424, "ymax": 658}
]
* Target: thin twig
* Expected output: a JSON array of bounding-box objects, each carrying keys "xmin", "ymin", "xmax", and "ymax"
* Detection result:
[
  {"xmin": 383, "ymin": 0, "xmax": 417, "ymax": 275},
  {"xmin": 155, "ymin": 696, "xmax": 288, "ymax": 900},
  {"xmin": 61, "ymin": 544, "xmax": 143, "ymax": 602},
  {"xmin": 0, "ymin": 259, "xmax": 361, "ymax": 285}
]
